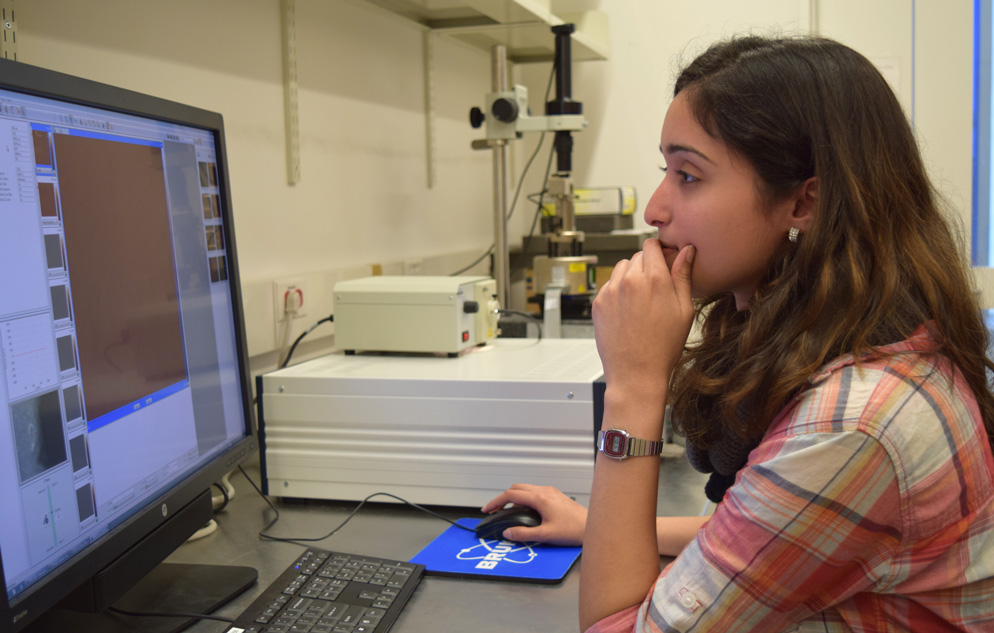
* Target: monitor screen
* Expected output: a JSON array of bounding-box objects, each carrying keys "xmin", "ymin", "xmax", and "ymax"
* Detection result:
[{"xmin": 0, "ymin": 60, "xmax": 257, "ymax": 631}]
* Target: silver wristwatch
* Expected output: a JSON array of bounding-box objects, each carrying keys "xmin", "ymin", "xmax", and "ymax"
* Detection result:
[{"xmin": 597, "ymin": 428, "xmax": 664, "ymax": 460}]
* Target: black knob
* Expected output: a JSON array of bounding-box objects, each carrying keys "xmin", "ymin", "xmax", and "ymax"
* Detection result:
[
  {"xmin": 463, "ymin": 301, "xmax": 480, "ymax": 313},
  {"xmin": 491, "ymin": 98, "xmax": 519, "ymax": 122},
  {"xmin": 469, "ymin": 107, "xmax": 485, "ymax": 128}
]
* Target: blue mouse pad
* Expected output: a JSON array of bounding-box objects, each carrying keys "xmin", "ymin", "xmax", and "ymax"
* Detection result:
[{"xmin": 409, "ymin": 518, "xmax": 582, "ymax": 584}]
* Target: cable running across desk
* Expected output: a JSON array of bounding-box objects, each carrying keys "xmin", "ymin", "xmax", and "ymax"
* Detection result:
[
  {"xmin": 223, "ymin": 466, "xmax": 486, "ymax": 633},
  {"xmin": 236, "ymin": 465, "xmax": 476, "ymax": 545}
]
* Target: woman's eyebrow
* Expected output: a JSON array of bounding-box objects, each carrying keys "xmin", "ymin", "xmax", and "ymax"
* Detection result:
[{"xmin": 660, "ymin": 143, "xmax": 716, "ymax": 165}]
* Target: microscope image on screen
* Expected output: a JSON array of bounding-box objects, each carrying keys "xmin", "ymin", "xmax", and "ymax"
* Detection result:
[
  {"xmin": 10, "ymin": 389, "xmax": 67, "ymax": 483},
  {"xmin": 7, "ymin": 388, "xmax": 83, "ymax": 565}
]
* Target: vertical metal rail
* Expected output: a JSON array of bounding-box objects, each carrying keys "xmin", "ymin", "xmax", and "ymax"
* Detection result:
[
  {"xmin": 491, "ymin": 45, "xmax": 511, "ymax": 308},
  {"xmin": 423, "ymin": 30, "xmax": 437, "ymax": 188},
  {"xmin": 281, "ymin": 0, "xmax": 301, "ymax": 184},
  {"xmin": 1, "ymin": 0, "xmax": 17, "ymax": 62},
  {"xmin": 808, "ymin": 0, "xmax": 820, "ymax": 34}
]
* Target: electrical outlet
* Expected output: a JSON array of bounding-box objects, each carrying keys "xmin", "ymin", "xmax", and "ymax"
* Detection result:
[
  {"xmin": 273, "ymin": 278, "xmax": 308, "ymax": 328},
  {"xmin": 403, "ymin": 258, "xmax": 423, "ymax": 275}
]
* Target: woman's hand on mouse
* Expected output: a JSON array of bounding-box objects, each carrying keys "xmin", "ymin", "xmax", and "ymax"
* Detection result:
[{"xmin": 481, "ymin": 484, "xmax": 587, "ymax": 546}]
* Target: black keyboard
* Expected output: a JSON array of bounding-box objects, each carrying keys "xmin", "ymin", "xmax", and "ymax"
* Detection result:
[{"xmin": 225, "ymin": 548, "xmax": 425, "ymax": 633}]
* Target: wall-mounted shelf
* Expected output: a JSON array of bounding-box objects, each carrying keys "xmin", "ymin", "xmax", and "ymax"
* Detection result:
[{"xmin": 363, "ymin": 0, "xmax": 609, "ymax": 62}]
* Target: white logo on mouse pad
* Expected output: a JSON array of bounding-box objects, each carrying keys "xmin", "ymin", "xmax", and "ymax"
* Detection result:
[{"xmin": 458, "ymin": 539, "xmax": 538, "ymax": 569}]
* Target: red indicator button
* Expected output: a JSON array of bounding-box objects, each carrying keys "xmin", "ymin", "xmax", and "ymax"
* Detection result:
[{"xmin": 462, "ymin": 331, "xmax": 470, "ymax": 342}]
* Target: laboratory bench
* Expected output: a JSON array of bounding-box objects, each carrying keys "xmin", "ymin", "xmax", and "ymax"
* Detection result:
[{"xmin": 166, "ymin": 453, "xmax": 710, "ymax": 633}]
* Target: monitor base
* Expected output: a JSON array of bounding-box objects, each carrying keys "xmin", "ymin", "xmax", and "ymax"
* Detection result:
[{"xmin": 25, "ymin": 562, "xmax": 257, "ymax": 633}]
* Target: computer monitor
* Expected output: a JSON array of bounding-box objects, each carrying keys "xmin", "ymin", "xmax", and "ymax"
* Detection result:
[{"xmin": 0, "ymin": 59, "xmax": 258, "ymax": 632}]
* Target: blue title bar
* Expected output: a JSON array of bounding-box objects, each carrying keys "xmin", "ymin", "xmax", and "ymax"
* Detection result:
[
  {"xmin": 31, "ymin": 123, "xmax": 163, "ymax": 148},
  {"xmin": 87, "ymin": 380, "xmax": 190, "ymax": 433}
]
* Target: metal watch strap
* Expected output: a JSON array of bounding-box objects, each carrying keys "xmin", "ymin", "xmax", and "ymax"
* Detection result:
[
  {"xmin": 598, "ymin": 428, "xmax": 663, "ymax": 460},
  {"xmin": 624, "ymin": 435, "xmax": 663, "ymax": 457}
]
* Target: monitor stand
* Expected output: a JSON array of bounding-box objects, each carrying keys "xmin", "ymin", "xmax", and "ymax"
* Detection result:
[{"xmin": 26, "ymin": 562, "xmax": 258, "ymax": 633}]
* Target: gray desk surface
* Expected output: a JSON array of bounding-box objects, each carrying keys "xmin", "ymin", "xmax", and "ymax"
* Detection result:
[{"xmin": 171, "ymin": 450, "xmax": 710, "ymax": 633}]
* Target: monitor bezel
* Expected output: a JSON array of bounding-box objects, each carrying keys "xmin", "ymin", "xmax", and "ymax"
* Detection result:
[{"xmin": 0, "ymin": 58, "xmax": 258, "ymax": 632}]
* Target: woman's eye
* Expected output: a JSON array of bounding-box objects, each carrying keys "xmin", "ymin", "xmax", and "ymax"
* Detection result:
[{"xmin": 660, "ymin": 166, "xmax": 699, "ymax": 184}]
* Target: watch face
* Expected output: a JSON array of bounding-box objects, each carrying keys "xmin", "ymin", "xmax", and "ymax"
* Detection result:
[{"xmin": 601, "ymin": 429, "xmax": 629, "ymax": 459}]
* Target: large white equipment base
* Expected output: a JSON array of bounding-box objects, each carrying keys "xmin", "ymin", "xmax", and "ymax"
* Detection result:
[{"xmin": 259, "ymin": 338, "xmax": 604, "ymax": 507}]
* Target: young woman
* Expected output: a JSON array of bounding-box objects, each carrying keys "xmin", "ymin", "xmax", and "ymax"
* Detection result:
[{"xmin": 483, "ymin": 36, "xmax": 994, "ymax": 632}]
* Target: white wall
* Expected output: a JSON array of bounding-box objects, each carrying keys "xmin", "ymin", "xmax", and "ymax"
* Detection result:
[
  {"xmin": 913, "ymin": 1, "xmax": 975, "ymax": 265},
  {"xmin": 13, "ymin": 0, "xmax": 977, "ymax": 372}
]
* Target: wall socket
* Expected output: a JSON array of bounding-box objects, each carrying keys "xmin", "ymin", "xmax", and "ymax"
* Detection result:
[
  {"xmin": 403, "ymin": 258, "xmax": 423, "ymax": 275},
  {"xmin": 273, "ymin": 278, "xmax": 308, "ymax": 334}
]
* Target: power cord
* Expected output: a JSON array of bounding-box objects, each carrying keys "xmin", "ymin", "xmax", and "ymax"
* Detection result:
[
  {"xmin": 449, "ymin": 243, "xmax": 494, "ymax": 277},
  {"xmin": 187, "ymin": 476, "xmax": 234, "ymax": 542},
  {"xmin": 236, "ymin": 465, "xmax": 476, "ymax": 546},
  {"xmin": 276, "ymin": 290, "xmax": 304, "ymax": 367},
  {"xmin": 186, "ymin": 519, "xmax": 218, "ymax": 542},
  {"xmin": 280, "ymin": 314, "xmax": 334, "ymax": 369},
  {"xmin": 213, "ymin": 473, "xmax": 234, "ymax": 510},
  {"xmin": 448, "ymin": 132, "xmax": 547, "ymax": 277}
]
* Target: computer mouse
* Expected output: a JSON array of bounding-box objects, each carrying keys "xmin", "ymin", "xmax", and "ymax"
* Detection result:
[{"xmin": 474, "ymin": 505, "xmax": 542, "ymax": 541}]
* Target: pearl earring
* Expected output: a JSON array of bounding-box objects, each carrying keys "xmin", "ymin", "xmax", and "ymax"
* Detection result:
[{"xmin": 788, "ymin": 227, "xmax": 800, "ymax": 243}]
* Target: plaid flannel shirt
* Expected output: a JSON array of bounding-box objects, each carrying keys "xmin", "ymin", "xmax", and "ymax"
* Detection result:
[{"xmin": 588, "ymin": 328, "xmax": 994, "ymax": 633}]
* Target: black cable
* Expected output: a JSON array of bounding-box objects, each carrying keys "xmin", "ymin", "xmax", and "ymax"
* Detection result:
[
  {"xmin": 505, "ymin": 132, "xmax": 547, "ymax": 225},
  {"xmin": 280, "ymin": 314, "xmax": 334, "ymax": 369},
  {"xmin": 237, "ymin": 465, "xmax": 283, "ymax": 535},
  {"xmin": 106, "ymin": 606, "xmax": 235, "ymax": 624},
  {"xmin": 212, "ymin": 481, "xmax": 230, "ymax": 512},
  {"xmin": 449, "ymin": 130, "xmax": 552, "ymax": 277},
  {"xmin": 449, "ymin": 243, "xmax": 494, "ymax": 277},
  {"xmin": 497, "ymin": 309, "xmax": 543, "ymax": 340},
  {"xmin": 511, "ymin": 142, "xmax": 557, "ymax": 273},
  {"xmin": 449, "ymin": 133, "xmax": 547, "ymax": 278},
  {"xmin": 237, "ymin": 466, "xmax": 475, "ymax": 548}
]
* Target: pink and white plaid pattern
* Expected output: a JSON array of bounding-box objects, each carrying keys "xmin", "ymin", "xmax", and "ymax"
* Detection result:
[{"xmin": 588, "ymin": 328, "xmax": 994, "ymax": 633}]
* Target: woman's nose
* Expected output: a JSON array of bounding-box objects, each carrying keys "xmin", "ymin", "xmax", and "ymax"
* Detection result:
[{"xmin": 643, "ymin": 179, "xmax": 670, "ymax": 227}]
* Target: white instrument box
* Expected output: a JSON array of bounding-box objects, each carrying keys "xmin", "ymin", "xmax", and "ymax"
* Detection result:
[
  {"xmin": 258, "ymin": 338, "xmax": 604, "ymax": 507},
  {"xmin": 332, "ymin": 276, "xmax": 499, "ymax": 356}
]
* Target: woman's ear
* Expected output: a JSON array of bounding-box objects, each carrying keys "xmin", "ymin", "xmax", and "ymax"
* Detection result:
[{"xmin": 789, "ymin": 177, "xmax": 817, "ymax": 232}]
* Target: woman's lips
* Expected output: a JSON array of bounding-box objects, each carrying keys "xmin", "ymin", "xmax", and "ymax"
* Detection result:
[{"xmin": 657, "ymin": 242, "xmax": 680, "ymax": 270}]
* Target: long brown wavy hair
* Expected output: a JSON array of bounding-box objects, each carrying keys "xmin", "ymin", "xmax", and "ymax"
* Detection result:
[{"xmin": 668, "ymin": 35, "xmax": 994, "ymax": 456}]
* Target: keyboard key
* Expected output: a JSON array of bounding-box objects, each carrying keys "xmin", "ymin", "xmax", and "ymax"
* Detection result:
[
  {"xmin": 322, "ymin": 601, "xmax": 351, "ymax": 623},
  {"xmin": 358, "ymin": 615, "xmax": 382, "ymax": 627},
  {"xmin": 339, "ymin": 605, "xmax": 367, "ymax": 626}
]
